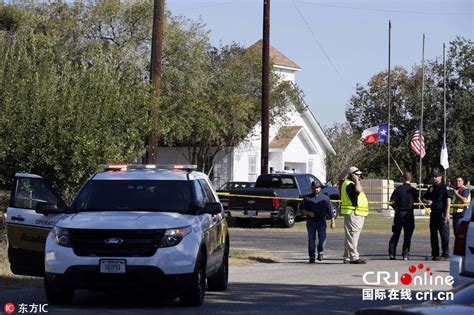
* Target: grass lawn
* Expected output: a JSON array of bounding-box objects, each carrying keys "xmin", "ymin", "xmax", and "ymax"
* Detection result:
[{"xmin": 229, "ymin": 249, "xmax": 280, "ymax": 266}]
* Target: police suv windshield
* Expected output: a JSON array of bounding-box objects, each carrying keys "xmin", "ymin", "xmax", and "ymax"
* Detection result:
[{"xmin": 69, "ymin": 180, "xmax": 193, "ymax": 214}]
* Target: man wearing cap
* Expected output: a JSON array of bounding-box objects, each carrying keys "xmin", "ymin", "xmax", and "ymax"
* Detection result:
[
  {"xmin": 450, "ymin": 176, "xmax": 471, "ymax": 236},
  {"xmin": 422, "ymin": 170, "xmax": 451, "ymax": 260},
  {"xmin": 301, "ymin": 181, "xmax": 335, "ymax": 263},
  {"xmin": 341, "ymin": 167, "xmax": 369, "ymax": 264},
  {"xmin": 388, "ymin": 171, "xmax": 418, "ymax": 260}
]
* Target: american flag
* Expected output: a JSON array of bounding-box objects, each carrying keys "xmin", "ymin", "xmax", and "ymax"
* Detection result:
[{"xmin": 411, "ymin": 127, "xmax": 425, "ymax": 158}]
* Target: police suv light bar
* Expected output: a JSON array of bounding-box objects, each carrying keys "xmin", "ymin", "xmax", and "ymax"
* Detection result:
[
  {"xmin": 100, "ymin": 164, "xmax": 127, "ymax": 171},
  {"xmin": 100, "ymin": 164, "xmax": 197, "ymax": 171}
]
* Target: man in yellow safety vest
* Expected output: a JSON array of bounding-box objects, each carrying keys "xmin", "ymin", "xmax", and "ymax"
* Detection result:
[
  {"xmin": 341, "ymin": 166, "xmax": 369, "ymax": 264},
  {"xmin": 450, "ymin": 176, "xmax": 471, "ymax": 236}
]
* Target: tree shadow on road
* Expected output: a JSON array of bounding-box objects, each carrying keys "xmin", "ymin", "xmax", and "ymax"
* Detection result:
[
  {"xmin": 0, "ymin": 275, "xmax": 42, "ymax": 289},
  {"xmin": 29, "ymin": 283, "xmax": 416, "ymax": 314}
]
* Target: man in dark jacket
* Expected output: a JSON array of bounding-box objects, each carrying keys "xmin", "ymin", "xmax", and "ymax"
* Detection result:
[
  {"xmin": 388, "ymin": 171, "xmax": 418, "ymax": 260},
  {"xmin": 422, "ymin": 170, "xmax": 452, "ymax": 260},
  {"xmin": 301, "ymin": 181, "xmax": 335, "ymax": 263}
]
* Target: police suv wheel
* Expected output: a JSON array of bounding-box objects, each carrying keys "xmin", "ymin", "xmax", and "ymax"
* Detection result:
[
  {"xmin": 180, "ymin": 253, "xmax": 206, "ymax": 306},
  {"xmin": 44, "ymin": 277, "xmax": 74, "ymax": 305},
  {"xmin": 282, "ymin": 207, "xmax": 295, "ymax": 228},
  {"xmin": 207, "ymin": 243, "xmax": 229, "ymax": 291}
]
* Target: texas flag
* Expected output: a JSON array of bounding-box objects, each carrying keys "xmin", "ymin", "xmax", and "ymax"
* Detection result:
[{"xmin": 361, "ymin": 123, "xmax": 389, "ymax": 144}]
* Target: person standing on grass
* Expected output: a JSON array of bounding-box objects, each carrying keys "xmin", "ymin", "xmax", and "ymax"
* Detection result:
[
  {"xmin": 341, "ymin": 166, "xmax": 369, "ymax": 264},
  {"xmin": 422, "ymin": 170, "xmax": 451, "ymax": 261},
  {"xmin": 301, "ymin": 181, "xmax": 335, "ymax": 263},
  {"xmin": 388, "ymin": 171, "xmax": 418, "ymax": 261},
  {"xmin": 450, "ymin": 176, "xmax": 471, "ymax": 236}
]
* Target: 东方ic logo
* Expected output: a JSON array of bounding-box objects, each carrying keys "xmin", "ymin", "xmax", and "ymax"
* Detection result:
[{"xmin": 4, "ymin": 303, "xmax": 15, "ymax": 314}]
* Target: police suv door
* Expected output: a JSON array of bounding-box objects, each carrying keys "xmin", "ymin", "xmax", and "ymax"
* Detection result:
[
  {"xmin": 194, "ymin": 179, "xmax": 219, "ymax": 271},
  {"xmin": 199, "ymin": 178, "xmax": 224, "ymax": 269},
  {"xmin": 461, "ymin": 201, "xmax": 474, "ymax": 276},
  {"xmin": 6, "ymin": 173, "xmax": 67, "ymax": 276}
]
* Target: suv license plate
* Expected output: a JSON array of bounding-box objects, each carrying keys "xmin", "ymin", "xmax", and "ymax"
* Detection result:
[{"xmin": 100, "ymin": 259, "xmax": 126, "ymax": 273}]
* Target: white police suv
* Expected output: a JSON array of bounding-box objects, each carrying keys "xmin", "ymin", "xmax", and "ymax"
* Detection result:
[
  {"xmin": 450, "ymin": 198, "xmax": 474, "ymax": 287},
  {"xmin": 6, "ymin": 165, "xmax": 229, "ymax": 306}
]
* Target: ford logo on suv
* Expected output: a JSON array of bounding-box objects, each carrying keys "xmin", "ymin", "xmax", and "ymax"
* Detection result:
[{"xmin": 104, "ymin": 237, "xmax": 124, "ymax": 245}]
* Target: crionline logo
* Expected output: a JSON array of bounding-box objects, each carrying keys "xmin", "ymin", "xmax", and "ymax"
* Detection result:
[{"xmin": 363, "ymin": 264, "xmax": 454, "ymax": 286}]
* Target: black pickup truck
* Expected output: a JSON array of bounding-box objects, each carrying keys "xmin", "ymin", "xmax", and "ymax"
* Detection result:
[
  {"xmin": 225, "ymin": 173, "xmax": 339, "ymax": 228},
  {"xmin": 216, "ymin": 181, "xmax": 255, "ymax": 210}
]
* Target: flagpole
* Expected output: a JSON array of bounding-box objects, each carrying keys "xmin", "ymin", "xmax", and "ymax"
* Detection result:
[
  {"xmin": 419, "ymin": 34, "xmax": 425, "ymax": 202},
  {"xmin": 443, "ymin": 43, "xmax": 447, "ymax": 184},
  {"xmin": 387, "ymin": 20, "xmax": 392, "ymax": 210}
]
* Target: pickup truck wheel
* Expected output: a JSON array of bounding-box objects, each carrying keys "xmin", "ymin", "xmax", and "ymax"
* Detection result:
[
  {"xmin": 282, "ymin": 207, "xmax": 295, "ymax": 228},
  {"xmin": 44, "ymin": 277, "xmax": 74, "ymax": 305},
  {"xmin": 207, "ymin": 244, "xmax": 229, "ymax": 291},
  {"xmin": 180, "ymin": 253, "xmax": 206, "ymax": 306}
]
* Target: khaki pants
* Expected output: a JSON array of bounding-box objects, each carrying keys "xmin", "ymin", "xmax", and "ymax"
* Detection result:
[{"xmin": 343, "ymin": 212, "xmax": 365, "ymax": 262}]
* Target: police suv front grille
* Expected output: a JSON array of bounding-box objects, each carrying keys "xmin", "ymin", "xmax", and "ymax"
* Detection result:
[{"xmin": 69, "ymin": 229, "xmax": 165, "ymax": 257}]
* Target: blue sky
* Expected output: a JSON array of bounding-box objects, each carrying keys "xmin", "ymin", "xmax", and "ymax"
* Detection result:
[{"xmin": 167, "ymin": 0, "xmax": 472, "ymax": 128}]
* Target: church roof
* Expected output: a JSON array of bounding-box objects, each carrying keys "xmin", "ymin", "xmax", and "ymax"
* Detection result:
[
  {"xmin": 270, "ymin": 126, "xmax": 303, "ymax": 149},
  {"xmin": 248, "ymin": 40, "xmax": 301, "ymax": 70}
]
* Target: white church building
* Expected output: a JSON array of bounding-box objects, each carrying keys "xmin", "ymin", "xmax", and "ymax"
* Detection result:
[{"xmin": 157, "ymin": 41, "xmax": 335, "ymax": 188}]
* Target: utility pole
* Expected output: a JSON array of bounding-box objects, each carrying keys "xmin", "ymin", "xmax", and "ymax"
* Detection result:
[
  {"xmin": 261, "ymin": 0, "xmax": 270, "ymax": 175},
  {"xmin": 147, "ymin": 0, "xmax": 165, "ymax": 164}
]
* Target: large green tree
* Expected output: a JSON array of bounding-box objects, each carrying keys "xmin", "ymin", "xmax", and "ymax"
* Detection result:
[
  {"xmin": 159, "ymin": 40, "xmax": 304, "ymax": 173},
  {"xmin": 0, "ymin": 1, "xmax": 304, "ymax": 195},
  {"xmin": 344, "ymin": 37, "xmax": 473, "ymax": 183},
  {"xmin": 0, "ymin": 10, "xmax": 154, "ymax": 198}
]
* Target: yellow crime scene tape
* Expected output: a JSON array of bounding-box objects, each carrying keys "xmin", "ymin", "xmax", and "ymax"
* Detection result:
[
  {"xmin": 217, "ymin": 192, "xmax": 303, "ymax": 201},
  {"xmin": 369, "ymin": 186, "xmax": 428, "ymax": 191},
  {"xmin": 217, "ymin": 192, "xmax": 434, "ymax": 213}
]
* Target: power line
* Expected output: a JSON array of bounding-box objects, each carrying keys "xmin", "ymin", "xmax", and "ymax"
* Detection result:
[
  {"xmin": 297, "ymin": 1, "xmax": 473, "ymax": 15},
  {"xmin": 291, "ymin": 0, "xmax": 351, "ymax": 93}
]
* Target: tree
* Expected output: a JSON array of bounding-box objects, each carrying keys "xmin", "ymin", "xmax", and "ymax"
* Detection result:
[
  {"xmin": 0, "ymin": 3, "xmax": 154, "ymax": 198},
  {"xmin": 157, "ymin": 18, "xmax": 304, "ymax": 174},
  {"xmin": 0, "ymin": 1, "xmax": 304, "ymax": 195},
  {"xmin": 345, "ymin": 37, "xmax": 473, "ymax": 183},
  {"xmin": 430, "ymin": 37, "xmax": 474, "ymax": 181},
  {"xmin": 324, "ymin": 123, "xmax": 364, "ymax": 185}
]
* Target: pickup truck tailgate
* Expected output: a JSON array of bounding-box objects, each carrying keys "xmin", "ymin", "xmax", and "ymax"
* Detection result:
[{"xmin": 229, "ymin": 189, "xmax": 276, "ymax": 211}]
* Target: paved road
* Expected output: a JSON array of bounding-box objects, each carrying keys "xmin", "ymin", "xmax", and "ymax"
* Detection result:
[
  {"xmin": 0, "ymin": 227, "xmax": 454, "ymax": 314},
  {"xmin": 230, "ymin": 227, "xmax": 445, "ymax": 262}
]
